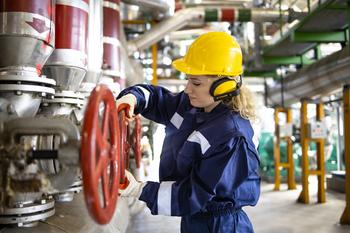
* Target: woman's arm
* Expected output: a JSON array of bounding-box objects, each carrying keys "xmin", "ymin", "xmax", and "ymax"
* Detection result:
[{"xmin": 117, "ymin": 84, "xmax": 186, "ymax": 125}]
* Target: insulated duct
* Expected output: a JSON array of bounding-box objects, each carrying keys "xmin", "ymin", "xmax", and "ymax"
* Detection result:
[
  {"xmin": 127, "ymin": 7, "xmax": 299, "ymax": 54},
  {"xmin": 127, "ymin": 7, "xmax": 203, "ymax": 54},
  {"xmin": 185, "ymin": 0, "xmax": 252, "ymax": 6},
  {"xmin": 122, "ymin": 0, "xmax": 174, "ymax": 17},
  {"xmin": 43, "ymin": 0, "xmax": 89, "ymax": 92},
  {"xmin": 267, "ymin": 46, "xmax": 350, "ymax": 106},
  {"xmin": 102, "ymin": 0, "xmax": 124, "ymax": 91}
]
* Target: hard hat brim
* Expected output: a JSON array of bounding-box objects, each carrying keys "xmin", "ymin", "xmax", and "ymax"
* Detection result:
[
  {"xmin": 172, "ymin": 58, "xmax": 213, "ymax": 76},
  {"xmin": 172, "ymin": 58, "xmax": 243, "ymax": 76}
]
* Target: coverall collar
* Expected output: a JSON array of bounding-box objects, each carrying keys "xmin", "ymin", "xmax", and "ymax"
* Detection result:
[{"xmin": 194, "ymin": 103, "xmax": 230, "ymax": 125}]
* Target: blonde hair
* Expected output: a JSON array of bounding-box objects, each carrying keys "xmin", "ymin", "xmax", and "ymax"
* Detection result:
[{"xmin": 224, "ymin": 85, "xmax": 257, "ymax": 120}]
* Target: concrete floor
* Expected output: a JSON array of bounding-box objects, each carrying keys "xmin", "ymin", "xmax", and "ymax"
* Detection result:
[{"xmin": 127, "ymin": 182, "xmax": 350, "ymax": 233}]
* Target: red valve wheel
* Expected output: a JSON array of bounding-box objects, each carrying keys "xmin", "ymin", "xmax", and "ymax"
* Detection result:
[
  {"xmin": 117, "ymin": 104, "xmax": 131, "ymax": 187},
  {"xmin": 133, "ymin": 115, "xmax": 142, "ymax": 168},
  {"xmin": 81, "ymin": 85, "xmax": 120, "ymax": 225}
]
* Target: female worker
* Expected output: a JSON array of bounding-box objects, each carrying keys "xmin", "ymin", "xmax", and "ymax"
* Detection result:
[{"xmin": 117, "ymin": 31, "xmax": 260, "ymax": 233}]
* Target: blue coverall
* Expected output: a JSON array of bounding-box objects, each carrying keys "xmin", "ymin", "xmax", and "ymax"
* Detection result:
[{"xmin": 118, "ymin": 84, "xmax": 261, "ymax": 233}]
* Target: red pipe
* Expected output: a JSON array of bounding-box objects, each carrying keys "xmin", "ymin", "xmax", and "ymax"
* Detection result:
[
  {"xmin": 55, "ymin": 0, "xmax": 89, "ymax": 67},
  {"xmin": 222, "ymin": 9, "xmax": 235, "ymax": 22},
  {"xmin": 0, "ymin": 0, "xmax": 55, "ymax": 74},
  {"xmin": 55, "ymin": 5, "xmax": 88, "ymax": 52},
  {"xmin": 102, "ymin": 0, "xmax": 121, "ymax": 83},
  {"xmin": 0, "ymin": 0, "xmax": 53, "ymax": 18}
]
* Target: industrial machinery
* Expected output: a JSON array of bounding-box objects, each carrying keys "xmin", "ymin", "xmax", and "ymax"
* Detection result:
[
  {"xmin": 0, "ymin": 0, "xmax": 58, "ymax": 226},
  {"xmin": 0, "ymin": 0, "xmax": 142, "ymax": 231}
]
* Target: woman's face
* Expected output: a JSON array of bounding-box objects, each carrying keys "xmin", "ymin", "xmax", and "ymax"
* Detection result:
[{"xmin": 184, "ymin": 75, "xmax": 220, "ymax": 112}]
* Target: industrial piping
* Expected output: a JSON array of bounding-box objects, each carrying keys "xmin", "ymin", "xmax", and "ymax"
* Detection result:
[
  {"xmin": 122, "ymin": 0, "xmax": 173, "ymax": 14},
  {"xmin": 127, "ymin": 6, "xmax": 299, "ymax": 54},
  {"xmin": 267, "ymin": 46, "xmax": 350, "ymax": 105}
]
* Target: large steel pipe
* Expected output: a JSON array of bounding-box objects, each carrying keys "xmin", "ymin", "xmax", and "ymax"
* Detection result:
[
  {"xmin": 127, "ymin": 7, "xmax": 299, "ymax": 54},
  {"xmin": 43, "ymin": 0, "xmax": 89, "ymax": 91},
  {"xmin": 122, "ymin": 0, "xmax": 174, "ymax": 19},
  {"xmin": 0, "ymin": 0, "xmax": 55, "ymax": 73},
  {"xmin": 267, "ymin": 46, "xmax": 350, "ymax": 105},
  {"xmin": 102, "ymin": 0, "xmax": 122, "ymax": 88}
]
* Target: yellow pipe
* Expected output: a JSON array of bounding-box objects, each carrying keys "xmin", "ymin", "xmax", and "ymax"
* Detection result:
[{"xmin": 151, "ymin": 43, "xmax": 158, "ymax": 86}]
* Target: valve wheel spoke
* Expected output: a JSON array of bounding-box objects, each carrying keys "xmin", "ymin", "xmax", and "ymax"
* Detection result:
[
  {"xmin": 133, "ymin": 116, "xmax": 142, "ymax": 168},
  {"xmin": 118, "ymin": 110, "xmax": 129, "ymax": 184}
]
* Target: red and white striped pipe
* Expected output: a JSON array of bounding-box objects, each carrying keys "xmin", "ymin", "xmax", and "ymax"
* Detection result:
[{"xmin": 102, "ymin": 0, "xmax": 121, "ymax": 82}]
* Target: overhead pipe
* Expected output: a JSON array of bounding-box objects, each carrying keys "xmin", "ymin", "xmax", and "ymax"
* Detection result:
[
  {"xmin": 267, "ymin": 46, "xmax": 350, "ymax": 106},
  {"xmin": 184, "ymin": 0, "xmax": 253, "ymax": 7},
  {"xmin": 122, "ymin": 0, "xmax": 173, "ymax": 14},
  {"xmin": 127, "ymin": 7, "xmax": 299, "ymax": 54}
]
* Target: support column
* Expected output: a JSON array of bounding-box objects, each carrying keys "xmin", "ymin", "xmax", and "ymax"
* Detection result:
[
  {"xmin": 298, "ymin": 99, "xmax": 309, "ymax": 203},
  {"xmin": 298, "ymin": 99, "xmax": 326, "ymax": 204},
  {"xmin": 274, "ymin": 107, "xmax": 296, "ymax": 191},
  {"xmin": 341, "ymin": 84, "xmax": 350, "ymax": 224}
]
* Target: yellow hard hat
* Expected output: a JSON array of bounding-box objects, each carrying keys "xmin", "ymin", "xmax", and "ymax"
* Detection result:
[{"xmin": 172, "ymin": 32, "xmax": 243, "ymax": 76}]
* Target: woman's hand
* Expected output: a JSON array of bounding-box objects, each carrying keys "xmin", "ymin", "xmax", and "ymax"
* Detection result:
[
  {"xmin": 116, "ymin": 94, "xmax": 137, "ymax": 120},
  {"xmin": 119, "ymin": 170, "xmax": 145, "ymax": 198}
]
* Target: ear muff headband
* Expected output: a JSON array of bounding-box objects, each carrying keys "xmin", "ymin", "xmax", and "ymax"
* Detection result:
[{"xmin": 209, "ymin": 76, "xmax": 242, "ymax": 101}]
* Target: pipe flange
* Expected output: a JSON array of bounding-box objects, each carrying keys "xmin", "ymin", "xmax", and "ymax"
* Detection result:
[
  {"xmin": 42, "ymin": 91, "xmax": 85, "ymax": 107},
  {"xmin": 0, "ymin": 74, "xmax": 56, "ymax": 98},
  {"xmin": 0, "ymin": 198, "xmax": 55, "ymax": 226},
  {"xmin": 53, "ymin": 181, "xmax": 83, "ymax": 202},
  {"xmin": 0, "ymin": 73, "xmax": 56, "ymax": 86}
]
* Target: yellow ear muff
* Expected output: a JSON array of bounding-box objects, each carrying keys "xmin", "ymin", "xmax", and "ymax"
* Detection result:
[
  {"xmin": 213, "ymin": 80, "xmax": 237, "ymax": 96},
  {"xmin": 209, "ymin": 76, "xmax": 242, "ymax": 101}
]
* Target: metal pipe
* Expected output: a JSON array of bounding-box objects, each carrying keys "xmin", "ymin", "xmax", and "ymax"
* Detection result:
[
  {"xmin": 336, "ymin": 105, "xmax": 343, "ymax": 171},
  {"xmin": 127, "ymin": 7, "xmax": 297, "ymax": 54},
  {"xmin": 102, "ymin": 0, "xmax": 122, "ymax": 79},
  {"xmin": 122, "ymin": 0, "xmax": 172, "ymax": 13},
  {"xmin": 267, "ymin": 46, "xmax": 350, "ymax": 106},
  {"xmin": 127, "ymin": 7, "xmax": 204, "ymax": 54},
  {"xmin": 43, "ymin": 0, "xmax": 89, "ymax": 91},
  {"xmin": 87, "ymin": 0, "xmax": 103, "ymax": 74},
  {"xmin": 4, "ymin": 117, "xmax": 79, "ymax": 144},
  {"xmin": 2, "ymin": 117, "xmax": 81, "ymax": 191},
  {"xmin": 185, "ymin": 0, "xmax": 252, "ymax": 7}
]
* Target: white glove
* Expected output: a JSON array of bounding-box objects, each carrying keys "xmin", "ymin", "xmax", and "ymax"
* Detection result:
[
  {"xmin": 119, "ymin": 170, "xmax": 145, "ymax": 198},
  {"xmin": 116, "ymin": 94, "xmax": 137, "ymax": 120}
]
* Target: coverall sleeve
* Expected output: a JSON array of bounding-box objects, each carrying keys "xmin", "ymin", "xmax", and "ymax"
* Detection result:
[
  {"xmin": 139, "ymin": 136, "xmax": 258, "ymax": 216},
  {"xmin": 117, "ymin": 84, "xmax": 183, "ymax": 125}
]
